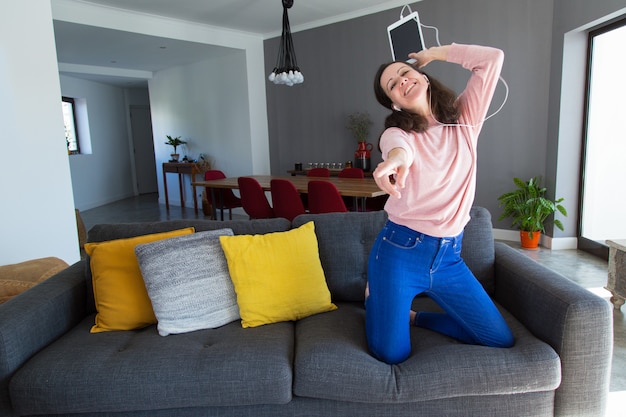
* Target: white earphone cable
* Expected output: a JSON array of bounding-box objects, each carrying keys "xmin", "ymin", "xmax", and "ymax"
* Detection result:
[
  {"xmin": 400, "ymin": 4, "xmax": 413, "ymax": 18},
  {"xmin": 397, "ymin": 5, "xmax": 509, "ymax": 128}
]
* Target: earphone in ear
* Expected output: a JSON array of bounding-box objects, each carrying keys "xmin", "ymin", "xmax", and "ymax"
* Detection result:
[
  {"xmin": 423, "ymin": 74, "xmax": 430, "ymax": 84},
  {"xmin": 392, "ymin": 104, "xmax": 401, "ymax": 111}
]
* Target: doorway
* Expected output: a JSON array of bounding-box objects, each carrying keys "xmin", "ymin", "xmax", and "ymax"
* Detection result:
[
  {"xmin": 579, "ymin": 19, "xmax": 626, "ymax": 259},
  {"xmin": 130, "ymin": 105, "xmax": 158, "ymax": 194}
]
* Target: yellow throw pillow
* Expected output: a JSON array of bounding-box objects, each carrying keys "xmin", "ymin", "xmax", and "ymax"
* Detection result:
[
  {"xmin": 84, "ymin": 228, "xmax": 195, "ymax": 333},
  {"xmin": 219, "ymin": 221, "xmax": 336, "ymax": 328}
]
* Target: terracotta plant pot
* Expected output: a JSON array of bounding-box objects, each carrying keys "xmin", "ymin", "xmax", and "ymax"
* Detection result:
[{"xmin": 520, "ymin": 230, "xmax": 541, "ymax": 249}]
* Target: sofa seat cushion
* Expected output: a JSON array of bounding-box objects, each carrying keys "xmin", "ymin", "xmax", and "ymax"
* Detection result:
[
  {"xmin": 293, "ymin": 301, "xmax": 561, "ymax": 404},
  {"xmin": 9, "ymin": 315, "xmax": 294, "ymax": 415}
]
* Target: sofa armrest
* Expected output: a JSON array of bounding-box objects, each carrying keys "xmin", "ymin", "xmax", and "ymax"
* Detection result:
[
  {"xmin": 493, "ymin": 242, "xmax": 613, "ymax": 417},
  {"xmin": 0, "ymin": 261, "xmax": 87, "ymax": 415}
]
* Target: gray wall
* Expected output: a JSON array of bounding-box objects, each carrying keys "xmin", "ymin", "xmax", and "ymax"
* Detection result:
[{"xmin": 264, "ymin": 0, "xmax": 555, "ymax": 231}]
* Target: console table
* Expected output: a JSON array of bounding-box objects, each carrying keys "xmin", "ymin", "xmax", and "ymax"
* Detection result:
[
  {"xmin": 162, "ymin": 162, "xmax": 200, "ymax": 212},
  {"xmin": 606, "ymin": 239, "xmax": 626, "ymax": 310}
]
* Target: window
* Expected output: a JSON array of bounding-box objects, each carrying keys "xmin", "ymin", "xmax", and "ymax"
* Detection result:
[
  {"xmin": 62, "ymin": 96, "xmax": 80, "ymax": 154},
  {"xmin": 579, "ymin": 17, "xmax": 626, "ymax": 258}
]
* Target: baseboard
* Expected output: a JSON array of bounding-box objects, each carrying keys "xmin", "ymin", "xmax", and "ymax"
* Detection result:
[
  {"xmin": 540, "ymin": 235, "xmax": 578, "ymax": 250},
  {"xmin": 492, "ymin": 229, "xmax": 520, "ymax": 243},
  {"xmin": 492, "ymin": 228, "xmax": 578, "ymax": 250},
  {"xmin": 78, "ymin": 193, "xmax": 136, "ymax": 211}
]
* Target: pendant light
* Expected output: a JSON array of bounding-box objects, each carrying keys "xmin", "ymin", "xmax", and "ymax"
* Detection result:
[{"xmin": 268, "ymin": 0, "xmax": 304, "ymax": 86}]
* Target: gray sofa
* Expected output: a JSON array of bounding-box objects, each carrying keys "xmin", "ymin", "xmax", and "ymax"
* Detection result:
[{"xmin": 0, "ymin": 207, "xmax": 612, "ymax": 417}]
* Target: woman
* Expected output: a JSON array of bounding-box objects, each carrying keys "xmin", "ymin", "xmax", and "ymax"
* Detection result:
[{"xmin": 366, "ymin": 43, "xmax": 514, "ymax": 365}]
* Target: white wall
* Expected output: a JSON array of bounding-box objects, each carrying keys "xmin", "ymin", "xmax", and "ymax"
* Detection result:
[
  {"xmin": 149, "ymin": 52, "xmax": 253, "ymax": 206},
  {"xmin": 60, "ymin": 75, "xmax": 136, "ymax": 210},
  {"xmin": 0, "ymin": 0, "xmax": 79, "ymax": 265},
  {"xmin": 52, "ymin": 0, "xmax": 271, "ymax": 210},
  {"xmin": 52, "ymin": 0, "xmax": 269, "ymax": 167}
]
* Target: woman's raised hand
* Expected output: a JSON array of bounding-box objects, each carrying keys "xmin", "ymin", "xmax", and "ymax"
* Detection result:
[
  {"xmin": 373, "ymin": 148, "xmax": 409, "ymax": 199},
  {"xmin": 409, "ymin": 45, "xmax": 451, "ymax": 68}
]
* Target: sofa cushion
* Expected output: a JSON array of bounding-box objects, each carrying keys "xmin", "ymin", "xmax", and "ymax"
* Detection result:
[
  {"xmin": 135, "ymin": 229, "xmax": 239, "ymax": 336},
  {"xmin": 293, "ymin": 301, "xmax": 560, "ymax": 404},
  {"xmin": 294, "ymin": 207, "xmax": 495, "ymax": 302},
  {"xmin": 293, "ymin": 211, "xmax": 388, "ymax": 302},
  {"xmin": 219, "ymin": 221, "xmax": 336, "ymax": 328},
  {"xmin": 85, "ymin": 218, "xmax": 292, "ymax": 314},
  {"xmin": 84, "ymin": 228, "xmax": 195, "ymax": 333},
  {"xmin": 86, "ymin": 218, "xmax": 292, "ymax": 243},
  {"xmin": 461, "ymin": 206, "xmax": 496, "ymax": 295},
  {"xmin": 9, "ymin": 315, "xmax": 294, "ymax": 415}
]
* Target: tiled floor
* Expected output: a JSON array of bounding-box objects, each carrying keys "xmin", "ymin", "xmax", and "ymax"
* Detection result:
[{"xmin": 81, "ymin": 193, "xmax": 625, "ymax": 415}]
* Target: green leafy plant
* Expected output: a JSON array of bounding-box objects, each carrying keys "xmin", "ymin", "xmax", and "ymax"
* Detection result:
[
  {"xmin": 497, "ymin": 176, "xmax": 567, "ymax": 239},
  {"xmin": 346, "ymin": 112, "xmax": 372, "ymax": 143},
  {"xmin": 165, "ymin": 135, "xmax": 187, "ymax": 154}
]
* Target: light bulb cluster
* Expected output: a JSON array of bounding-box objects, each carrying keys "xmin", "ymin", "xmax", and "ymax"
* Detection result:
[
  {"xmin": 269, "ymin": 0, "xmax": 303, "ymax": 86},
  {"xmin": 268, "ymin": 69, "xmax": 304, "ymax": 86}
]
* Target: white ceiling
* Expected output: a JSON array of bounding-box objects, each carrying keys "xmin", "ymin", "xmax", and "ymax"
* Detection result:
[{"xmin": 53, "ymin": 0, "xmax": 416, "ymax": 87}]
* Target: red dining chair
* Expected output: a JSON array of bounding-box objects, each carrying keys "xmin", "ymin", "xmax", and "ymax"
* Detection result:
[
  {"xmin": 338, "ymin": 167, "xmax": 364, "ymax": 210},
  {"xmin": 338, "ymin": 167, "xmax": 364, "ymax": 179},
  {"xmin": 204, "ymin": 170, "xmax": 242, "ymax": 220},
  {"xmin": 302, "ymin": 167, "xmax": 331, "ymax": 209},
  {"xmin": 307, "ymin": 180, "xmax": 348, "ymax": 214},
  {"xmin": 307, "ymin": 167, "xmax": 331, "ymax": 177},
  {"xmin": 270, "ymin": 179, "xmax": 306, "ymax": 221},
  {"xmin": 238, "ymin": 177, "xmax": 275, "ymax": 219}
]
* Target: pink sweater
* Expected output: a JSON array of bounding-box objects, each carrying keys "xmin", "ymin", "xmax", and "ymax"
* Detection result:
[{"xmin": 380, "ymin": 43, "xmax": 504, "ymax": 237}]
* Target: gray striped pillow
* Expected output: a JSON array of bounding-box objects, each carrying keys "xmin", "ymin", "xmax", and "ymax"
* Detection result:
[{"xmin": 135, "ymin": 229, "xmax": 239, "ymax": 336}]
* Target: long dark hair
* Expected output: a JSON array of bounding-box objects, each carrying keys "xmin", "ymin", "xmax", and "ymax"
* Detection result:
[{"xmin": 373, "ymin": 61, "xmax": 460, "ymax": 134}]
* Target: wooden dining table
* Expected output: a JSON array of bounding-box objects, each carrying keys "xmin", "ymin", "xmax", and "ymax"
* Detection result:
[{"xmin": 192, "ymin": 175, "xmax": 386, "ymax": 218}]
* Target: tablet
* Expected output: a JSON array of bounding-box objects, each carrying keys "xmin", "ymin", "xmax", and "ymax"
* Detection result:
[{"xmin": 387, "ymin": 11, "xmax": 426, "ymax": 63}]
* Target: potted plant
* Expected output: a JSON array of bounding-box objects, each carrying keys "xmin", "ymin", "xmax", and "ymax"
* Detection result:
[
  {"xmin": 346, "ymin": 112, "xmax": 373, "ymax": 171},
  {"xmin": 497, "ymin": 176, "xmax": 567, "ymax": 249},
  {"xmin": 165, "ymin": 135, "xmax": 187, "ymax": 162},
  {"xmin": 346, "ymin": 112, "xmax": 372, "ymax": 143}
]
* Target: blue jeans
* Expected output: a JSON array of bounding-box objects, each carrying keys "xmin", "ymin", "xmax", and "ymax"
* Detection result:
[{"xmin": 365, "ymin": 220, "xmax": 514, "ymax": 364}]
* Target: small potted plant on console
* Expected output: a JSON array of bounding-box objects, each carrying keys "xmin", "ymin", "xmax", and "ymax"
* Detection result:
[{"xmin": 165, "ymin": 135, "xmax": 187, "ymax": 162}]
